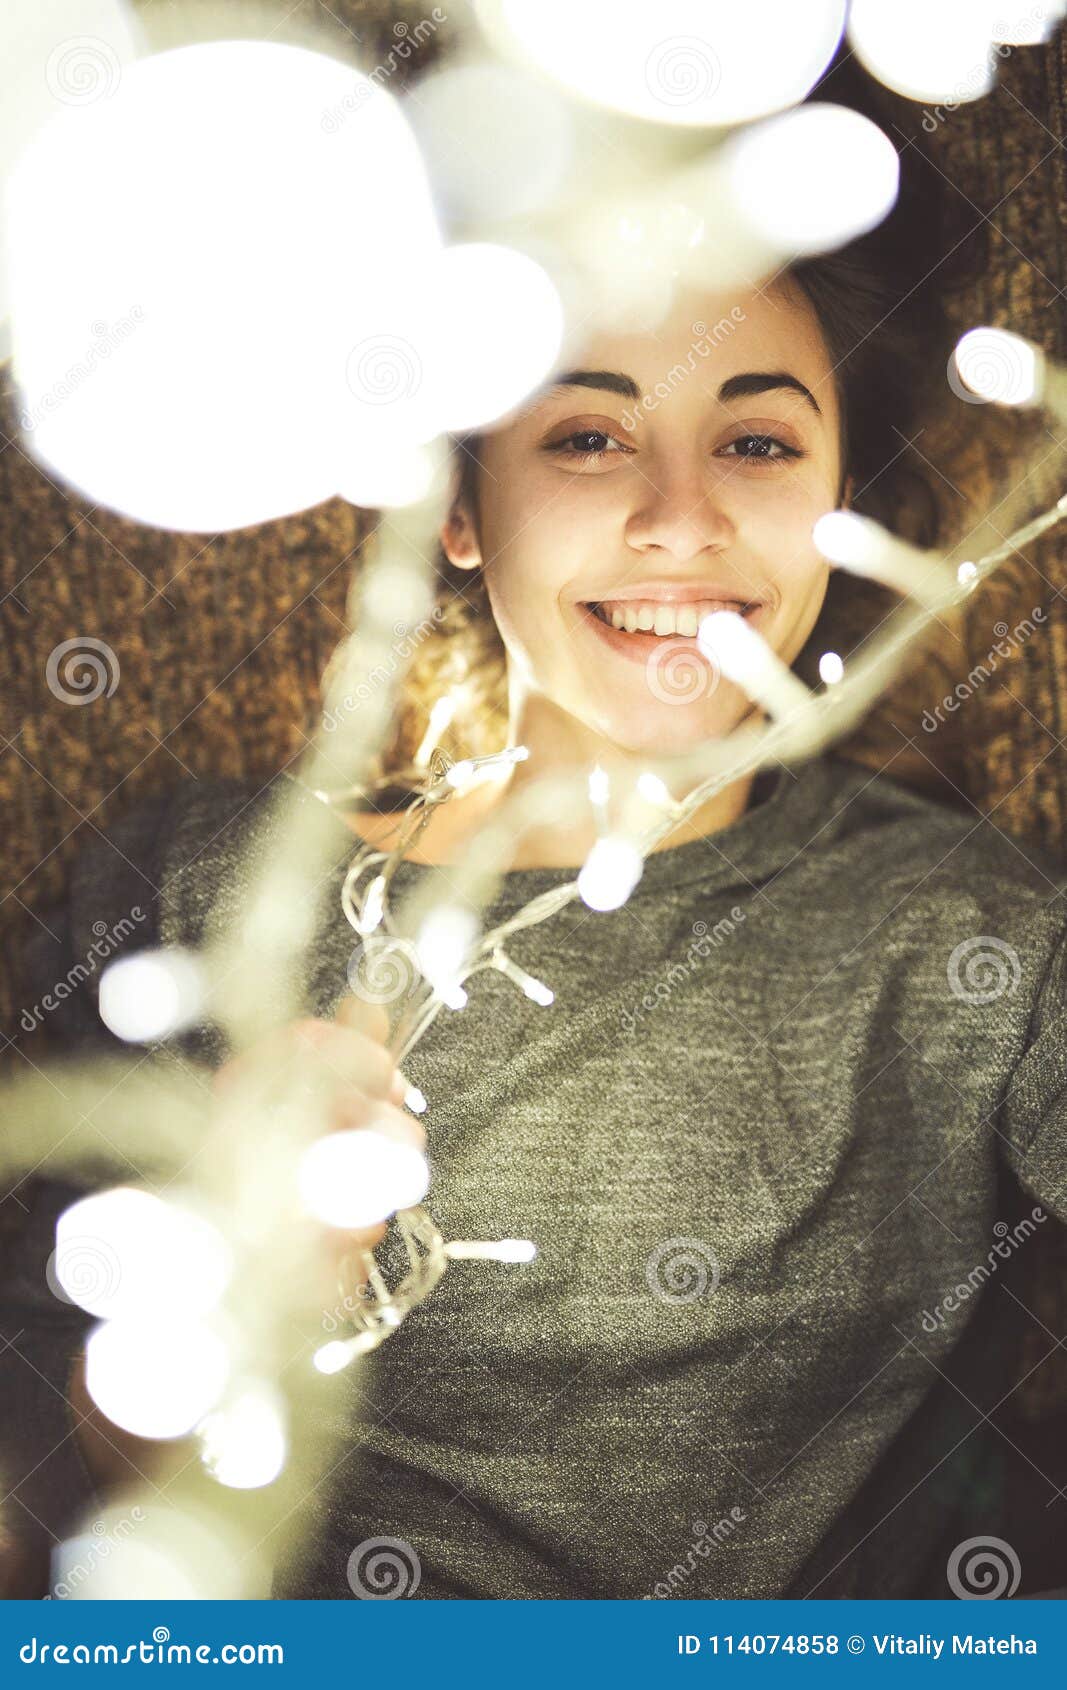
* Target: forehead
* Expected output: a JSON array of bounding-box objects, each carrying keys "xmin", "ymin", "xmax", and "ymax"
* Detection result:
[{"xmin": 565, "ymin": 281, "xmax": 835, "ymax": 406}]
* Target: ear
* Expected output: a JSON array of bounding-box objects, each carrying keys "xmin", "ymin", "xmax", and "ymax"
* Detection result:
[
  {"xmin": 441, "ymin": 499, "xmax": 482, "ymax": 572},
  {"xmin": 440, "ymin": 452, "xmax": 483, "ymax": 573},
  {"xmin": 840, "ymin": 473, "xmax": 855, "ymax": 510}
]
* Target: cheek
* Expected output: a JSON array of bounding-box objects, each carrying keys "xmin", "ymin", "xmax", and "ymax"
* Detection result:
[
  {"xmin": 476, "ymin": 459, "xmax": 608, "ymax": 631},
  {"xmin": 730, "ymin": 469, "xmax": 837, "ymax": 589}
]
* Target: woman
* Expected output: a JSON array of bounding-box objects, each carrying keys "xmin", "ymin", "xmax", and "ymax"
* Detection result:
[{"xmin": 5, "ymin": 104, "xmax": 1066, "ymax": 1602}]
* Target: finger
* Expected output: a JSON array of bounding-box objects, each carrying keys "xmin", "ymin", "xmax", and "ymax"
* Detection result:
[
  {"xmin": 289, "ymin": 1020, "xmax": 398, "ymax": 1100},
  {"xmin": 334, "ymin": 997, "xmax": 415, "ymax": 1104},
  {"xmin": 334, "ymin": 996, "xmax": 390, "ymax": 1044},
  {"xmin": 325, "ymin": 1096, "xmax": 427, "ymax": 1151}
]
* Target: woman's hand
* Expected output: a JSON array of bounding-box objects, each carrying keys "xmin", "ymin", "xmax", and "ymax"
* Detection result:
[
  {"xmin": 67, "ymin": 997, "xmax": 421, "ymax": 1501},
  {"xmin": 211, "ymin": 994, "xmax": 425, "ymax": 1265}
]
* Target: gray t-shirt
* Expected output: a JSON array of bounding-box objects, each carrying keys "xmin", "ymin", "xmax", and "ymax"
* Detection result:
[{"xmin": 6, "ymin": 749, "xmax": 1067, "ymax": 1598}]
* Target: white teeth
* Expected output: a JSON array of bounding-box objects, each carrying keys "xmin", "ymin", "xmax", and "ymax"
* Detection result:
[{"xmin": 593, "ymin": 598, "xmax": 749, "ymax": 637}]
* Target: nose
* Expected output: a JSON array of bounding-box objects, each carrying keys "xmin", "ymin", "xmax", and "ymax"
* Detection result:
[{"xmin": 624, "ymin": 455, "xmax": 736, "ymax": 563}]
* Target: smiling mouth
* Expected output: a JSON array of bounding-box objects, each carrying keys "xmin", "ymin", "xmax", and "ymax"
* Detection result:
[{"xmin": 583, "ymin": 598, "xmax": 760, "ymax": 638}]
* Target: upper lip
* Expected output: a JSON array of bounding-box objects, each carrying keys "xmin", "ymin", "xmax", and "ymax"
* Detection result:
[{"xmin": 579, "ymin": 581, "xmax": 763, "ymax": 607}]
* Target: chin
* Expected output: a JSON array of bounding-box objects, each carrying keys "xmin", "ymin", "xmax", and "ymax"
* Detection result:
[{"xmin": 586, "ymin": 700, "xmax": 746, "ymax": 760}]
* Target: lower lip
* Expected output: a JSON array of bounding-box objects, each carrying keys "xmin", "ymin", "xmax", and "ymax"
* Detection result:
[{"xmin": 577, "ymin": 603, "xmax": 766, "ymax": 667}]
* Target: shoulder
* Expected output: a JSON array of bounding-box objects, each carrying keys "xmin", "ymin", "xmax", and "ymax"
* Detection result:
[
  {"xmin": 25, "ymin": 774, "xmax": 289, "ymax": 1029},
  {"xmin": 70, "ymin": 772, "xmax": 282, "ymax": 942},
  {"xmin": 816, "ymin": 751, "xmax": 1067, "ymax": 948}
]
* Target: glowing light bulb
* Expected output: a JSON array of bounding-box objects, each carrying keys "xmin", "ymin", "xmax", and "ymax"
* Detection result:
[
  {"xmin": 445, "ymin": 1237, "xmax": 538, "ymax": 1263},
  {"xmin": 314, "ymin": 1340, "xmax": 357, "ymax": 1374},
  {"xmin": 725, "ymin": 103, "xmax": 899, "ymax": 257},
  {"xmin": 415, "ymin": 691, "xmax": 463, "ymax": 767},
  {"xmin": 8, "ymin": 44, "xmax": 561, "ymax": 531},
  {"xmin": 813, "ymin": 511, "xmax": 953, "ymax": 605},
  {"xmin": 415, "ymin": 904, "xmax": 478, "ymax": 998},
  {"xmin": 7, "ymin": 40, "xmax": 445, "ymax": 530},
  {"xmin": 577, "ymin": 836, "xmax": 644, "ymax": 911},
  {"xmin": 446, "ymin": 759, "xmax": 476, "ymax": 788},
  {"xmin": 53, "ymin": 1186, "xmax": 231, "ymax": 1321},
  {"xmin": 51, "ymin": 1505, "xmax": 254, "ymax": 1600},
  {"xmin": 993, "ymin": 2, "xmax": 1066, "ymax": 43},
  {"xmin": 431, "ymin": 243, "xmax": 563, "ymax": 433},
  {"xmin": 198, "ymin": 1381, "xmax": 287, "ymax": 1490},
  {"xmin": 359, "ymin": 875, "xmax": 387, "ymax": 936},
  {"xmin": 97, "ymin": 946, "xmax": 204, "ymax": 1042},
  {"xmin": 478, "ymin": 0, "xmax": 847, "ymax": 127},
  {"xmin": 491, "ymin": 950, "xmax": 554, "ymax": 1005},
  {"xmin": 85, "ymin": 1316, "xmax": 230, "ymax": 1439},
  {"xmin": 313, "ymin": 1331, "xmax": 380, "ymax": 1374},
  {"xmin": 298, "ymin": 1127, "xmax": 430, "ymax": 1229},
  {"xmin": 636, "ymin": 772, "xmax": 672, "ymax": 807},
  {"xmin": 812, "ymin": 510, "xmax": 883, "ymax": 570},
  {"xmin": 950, "ymin": 326, "xmax": 1043, "ymax": 406},
  {"xmin": 818, "ymin": 651, "xmax": 845, "ymax": 686},
  {"xmin": 0, "ymin": 0, "xmax": 142, "ymax": 327},
  {"xmin": 848, "ymin": 0, "xmax": 997, "ymax": 102},
  {"xmin": 588, "ymin": 763, "xmax": 610, "ymax": 807},
  {"xmin": 697, "ymin": 611, "xmax": 812, "ymax": 720},
  {"xmin": 336, "ymin": 438, "xmax": 445, "ymax": 510}
]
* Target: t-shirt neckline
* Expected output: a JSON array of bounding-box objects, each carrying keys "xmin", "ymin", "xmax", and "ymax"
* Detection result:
[{"xmin": 291, "ymin": 750, "xmax": 848, "ymax": 905}]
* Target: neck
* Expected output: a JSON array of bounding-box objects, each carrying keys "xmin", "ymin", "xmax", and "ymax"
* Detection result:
[{"xmin": 475, "ymin": 688, "xmax": 759, "ymax": 871}]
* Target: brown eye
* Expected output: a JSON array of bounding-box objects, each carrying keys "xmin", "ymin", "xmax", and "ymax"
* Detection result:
[
  {"xmin": 718, "ymin": 433, "xmax": 803, "ymax": 465},
  {"xmin": 545, "ymin": 428, "xmax": 626, "ymax": 459}
]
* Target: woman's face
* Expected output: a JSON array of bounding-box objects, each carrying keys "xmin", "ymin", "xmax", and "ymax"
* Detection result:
[{"xmin": 442, "ymin": 280, "xmax": 848, "ymax": 756}]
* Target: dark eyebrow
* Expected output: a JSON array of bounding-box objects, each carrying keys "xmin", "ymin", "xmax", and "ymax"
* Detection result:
[
  {"xmin": 541, "ymin": 367, "xmax": 821, "ymax": 417},
  {"xmin": 545, "ymin": 369, "xmax": 642, "ymax": 401},
  {"xmin": 717, "ymin": 371, "xmax": 821, "ymax": 416}
]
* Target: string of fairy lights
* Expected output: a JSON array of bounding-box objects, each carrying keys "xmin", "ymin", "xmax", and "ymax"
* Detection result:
[{"xmin": 3, "ymin": 0, "xmax": 1066, "ymax": 1598}]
